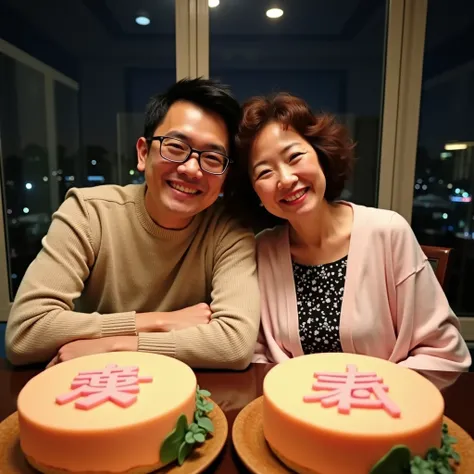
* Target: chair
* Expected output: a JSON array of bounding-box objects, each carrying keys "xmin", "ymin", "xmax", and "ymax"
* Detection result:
[{"xmin": 421, "ymin": 245, "xmax": 452, "ymax": 288}]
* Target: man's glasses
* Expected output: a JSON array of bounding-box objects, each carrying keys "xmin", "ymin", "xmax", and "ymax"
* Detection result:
[{"xmin": 146, "ymin": 136, "xmax": 232, "ymax": 175}]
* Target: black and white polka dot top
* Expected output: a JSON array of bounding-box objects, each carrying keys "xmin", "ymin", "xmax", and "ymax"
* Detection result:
[{"xmin": 292, "ymin": 256, "xmax": 347, "ymax": 354}]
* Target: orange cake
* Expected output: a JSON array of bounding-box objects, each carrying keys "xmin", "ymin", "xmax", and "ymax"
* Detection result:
[
  {"xmin": 17, "ymin": 352, "xmax": 213, "ymax": 474},
  {"xmin": 263, "ymin": 353, "xmax": 447, "ymax": 474}
]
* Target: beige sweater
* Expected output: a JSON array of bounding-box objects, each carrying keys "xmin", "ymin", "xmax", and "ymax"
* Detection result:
[{"xmin": 6, "ymin": 184, "xmax": 260, "ymax": 369}]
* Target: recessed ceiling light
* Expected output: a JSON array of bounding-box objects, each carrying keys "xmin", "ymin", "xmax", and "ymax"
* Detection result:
[
  {"xmin": 209, "ymin": 0, "xmax": 220, "ymax": 7},
  {"xmin": 445, "ymin": 143, "xmax": 468, "ymax": 151},
  {"xmin": 135, "ymin": 14, "xmax": 151, "ymax": 26},
  {"xmin": 266, "ymin": 8, "xmax": 284, "ymax": 19}
]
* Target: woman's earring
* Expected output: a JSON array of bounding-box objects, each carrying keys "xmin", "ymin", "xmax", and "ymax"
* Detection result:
[{"xmin": 259, "ymin": 202, "xmax": 264, "ymax": 207}]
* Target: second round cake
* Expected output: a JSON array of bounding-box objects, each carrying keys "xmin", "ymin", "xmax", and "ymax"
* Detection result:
[{"xmin": 263, "ymin": 353, "xmax": 445, "ymax": 474}]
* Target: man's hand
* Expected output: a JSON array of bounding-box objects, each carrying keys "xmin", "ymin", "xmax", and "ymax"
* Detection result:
[
  {"xmin": 46, "ymin": 336, "xmax": 138, "ymax": 368},
  {"xmin": 136, "ymin": 303, "xmax": 212, "ymax": 332}
]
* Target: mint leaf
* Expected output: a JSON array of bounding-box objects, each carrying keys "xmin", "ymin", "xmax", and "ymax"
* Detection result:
[
  {"xmin": 160, "ymin": 415, "xmax": 188, "ymax": 464},
  {"xmin": 177, "ymin": 441, "xmax": 193, "ymax": 465},
  {"xmin": 451, "ymin": 451, "xmax": 461, "ymax": 463},
  {"xmin": 189, "ymin": 423, "xmax": 199, "ymax": 434},
  {"xmin": 197, "ymin": 416, "xmax": 214, "ymax": 433},
  {"xmin": 370, "ymin": 445, "xmax": 411, "ymax": 474},
  {"xmin": 193, "ymin": 432, "xmax": 206, "ymax": 443}
]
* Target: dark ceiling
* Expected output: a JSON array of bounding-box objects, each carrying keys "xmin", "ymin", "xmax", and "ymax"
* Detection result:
[
  {"xmin": 85, "ymin": 0, "xmax": 382, "ymax": 39},
  {"xmin": 1, "ymin": 0, "xmax": 473, "ymax": 79}
]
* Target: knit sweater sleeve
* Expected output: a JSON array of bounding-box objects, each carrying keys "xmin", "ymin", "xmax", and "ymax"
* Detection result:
[
  {"xmin": 5, "ymin": 190, "xmax": 137, "ymax": 365},
  {"xmin": 138, "ymin": 220, "xmax": 261, "ymax": 370}
]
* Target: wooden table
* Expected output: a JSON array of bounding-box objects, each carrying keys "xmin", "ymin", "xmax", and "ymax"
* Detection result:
[{"xmin": 0, "ymin": 359, "xmax": 473, "ymax": 473}]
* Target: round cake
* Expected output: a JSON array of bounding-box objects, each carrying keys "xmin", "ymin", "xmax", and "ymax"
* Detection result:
[
  {"xmin": 263, "ymin": 353, "xmax": 445, "ymax": 474},
  {"xmin": 17, "ymin": 352, "xmax": 197, "ymax": 473}
]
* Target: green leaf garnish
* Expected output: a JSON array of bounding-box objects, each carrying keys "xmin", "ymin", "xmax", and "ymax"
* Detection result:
[
  {"xmin": 177, "ymin": 441, "xmax": 193, "ymax": 465},
  {"xmin": 370, "ymin": 423, "xmax": 461, "ymax": 474},
  {"xmin": 451, "ymin": 451, "xmax": 460, "ymax": 464},
  {"xmin": 160, "ymin": 415, "xmax": 188, "ymax": 464},
  {"xmin": 189, "ymin": 423, "xmax": 199, "ymax": 433},
  {"xmin": 193, "ymin": 432, "xmax": 206, "ymax": 443},
  {"xmin": 160, "ymin": 386, "xmax": 214, "ymax": 466},
  {"xmin": 411, "ymin": 456, "xmax": 433, "ymax": 474},
  {"xmin": 370, "ymin": 445, "xmax": 411, "ymax": 474},
  {"xmin": 425, "ymin": 448, "xmax": 439, "ymax": 462},
  {"xmin": 197, "ymin": 416, "xmax": 214, "ymax": 433}
]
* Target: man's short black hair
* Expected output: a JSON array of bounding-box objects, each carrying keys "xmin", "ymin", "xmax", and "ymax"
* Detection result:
[{"xmin": 143, "ymin": 77, "xmax": 241, "ymax": 149}]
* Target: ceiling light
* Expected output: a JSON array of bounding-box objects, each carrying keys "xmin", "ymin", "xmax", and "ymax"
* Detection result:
[
  {"xmin": 444, "ymin": 143, "xmax": 468, "ymax": 151},
  {"xmin": 266, "ymin": 8, "xmax": 284, "ymax": 19},
  {"xmin": 208, "ymin": 0, "xmax": 220, "ymax": 7},
  {"xmin": 135, "ymin": 14, "xmax": 151, "ymax": 26}
]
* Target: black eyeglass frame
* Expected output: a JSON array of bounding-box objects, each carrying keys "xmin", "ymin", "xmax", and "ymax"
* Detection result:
[{"xmin": 145, "ymin": 135, "xmax": 233, "ymax": 175}]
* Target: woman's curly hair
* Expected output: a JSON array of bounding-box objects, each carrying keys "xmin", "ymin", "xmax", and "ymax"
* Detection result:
[{"xmin": 223, "ymin": 93, "xmax": 356, "ymax": 232}]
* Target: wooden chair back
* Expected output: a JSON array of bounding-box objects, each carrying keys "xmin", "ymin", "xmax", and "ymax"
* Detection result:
[{"xmin": 421, "ymin": 245, "xmax": 452, "ymax": 288}]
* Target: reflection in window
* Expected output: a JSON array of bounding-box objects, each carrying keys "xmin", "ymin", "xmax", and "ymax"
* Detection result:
[
  {"xmin": 0, "ymin": 55, "xmax": 50, "ymax": 298},
  {"xmin": 0, "ymin": 0, "xmax": 176, "ymax": 298},
  {"xmin": 411, "ymin": 0, "xmax": 474, "ymax": 314},
  {"xmin": 209, "ymin": 0, "xmax": 388, "ymax": 207}
]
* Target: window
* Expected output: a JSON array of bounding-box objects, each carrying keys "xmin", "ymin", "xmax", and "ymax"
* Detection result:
[
  {"xmin": 1, "ymin": 0, "xmax": 471, "ymax": 343},
  {"xmin": 209, "ymin": 0, "xmax": 388, "ymax": 207},
  {"xmin": 0, "ymin": 55, "xmax": 50, "ymax": 298},
  {"xmin": 0, "ymin": 0, "xmax": 176, "ymax": 300},
  {"xmin": 411, "ymin": 0, "xmax": 474, "ymax": 316}
]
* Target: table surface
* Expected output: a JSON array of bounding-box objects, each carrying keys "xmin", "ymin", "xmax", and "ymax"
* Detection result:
[{"xmin": 0, "ymin": 359, "xmax": 473, "ymax": 473}]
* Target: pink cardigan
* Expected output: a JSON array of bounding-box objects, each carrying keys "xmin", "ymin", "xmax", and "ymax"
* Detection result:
[{"xmin": 253, "ymin": 203, "xmax": 471, "ymax": 372}]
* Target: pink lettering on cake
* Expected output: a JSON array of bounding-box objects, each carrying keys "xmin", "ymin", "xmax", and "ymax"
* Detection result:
[
  {"xmin": 303, "ymin": 364, "xmax": 401, "ymax": 418},
  {"xmin": 55, "ymin": 364, "xmax": 153, "ymax": 410}
]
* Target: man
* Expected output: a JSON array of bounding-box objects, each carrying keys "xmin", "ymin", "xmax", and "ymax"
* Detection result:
[{"xmin": 5, "ymin": 78, "xmax": 260, "ymax": 369}]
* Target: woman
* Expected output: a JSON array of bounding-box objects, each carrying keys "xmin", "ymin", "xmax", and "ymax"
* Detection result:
[{"xmin": 230, "ymin": 92, "xmax": 471, "ymax": 371}]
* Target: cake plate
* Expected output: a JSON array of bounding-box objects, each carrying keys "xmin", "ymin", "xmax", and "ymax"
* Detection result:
[
  {"xmin": 232, "ymin": 396, "xmax": 474, "ymax": 474},
  {"xmin": 0, "ymin": 399, "xmax": 227, "ymax": 474}
]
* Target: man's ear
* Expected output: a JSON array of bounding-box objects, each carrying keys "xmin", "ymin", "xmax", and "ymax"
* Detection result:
[{"xmin": 136, "ymin": 137, "xmax": 148, "ymax": 172}]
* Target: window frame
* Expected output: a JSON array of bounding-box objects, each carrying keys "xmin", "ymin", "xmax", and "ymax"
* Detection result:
[
  {"xmin": 0, "ymin": 1, "xmax": 188, "ymax": 321},
  {"xmin": 0, "ymin": 39, "xmax": 79, "ymax": 322},
  {"xmin": 376, "ymin": 0, "xmax": 474, "ymax": 340},
  {"xmin": 1, "ymin": 0, "xmax": 473, "ymax": 342}
]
